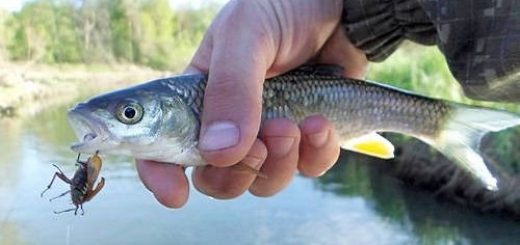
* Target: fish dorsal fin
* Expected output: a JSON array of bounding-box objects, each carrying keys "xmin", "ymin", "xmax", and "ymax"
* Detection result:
[{"xmin": 340, "ymin": 133, "xmax": 395, "ymax": 159}]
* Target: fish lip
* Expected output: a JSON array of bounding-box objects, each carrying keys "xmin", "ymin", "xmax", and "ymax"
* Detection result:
[{"xmin": 67, "ymin": 105, "xmax": 111, "ymax": 153}]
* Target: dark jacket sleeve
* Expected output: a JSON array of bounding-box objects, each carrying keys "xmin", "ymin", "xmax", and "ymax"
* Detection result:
[{"xmin": 342, "ymin": 0, "xmax": 520, "ymax": 102}]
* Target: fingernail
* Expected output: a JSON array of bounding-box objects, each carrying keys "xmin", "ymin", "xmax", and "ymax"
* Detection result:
[
  {"xmin": 200, "ymin": 121, "xmax": 240, "ymax": 151},
  {"xmin": 307, "ymin": 131, "xmax": 329, "ymax": 148},
  {"xmin": 266, "ymin": 137, "xmax": 295, "ymax": 157}
]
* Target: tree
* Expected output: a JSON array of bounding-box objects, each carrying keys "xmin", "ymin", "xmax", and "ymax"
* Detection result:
[
  {"xmin": 77, "ymin": 0, "xmax": 113, "ymax": 63},
  {"xmin": 138, "ymin": 0, "xmax": 175, "ymax": 69},
  {"xmin": 2, "ymin": 0, "xmax": 219, "ymax": 70},
  {"xmin": 6, "ymin": 0, "xmax": 81, "ymax": 63},
  {"xmin": 108, "ymin": 0, "xmax": 139, "ymax": 62}
]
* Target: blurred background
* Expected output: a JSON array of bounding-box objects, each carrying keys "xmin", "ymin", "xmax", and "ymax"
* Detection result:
[{"xmin": 1, "ymin": 1, "xmax": 520, "ymax": 244}]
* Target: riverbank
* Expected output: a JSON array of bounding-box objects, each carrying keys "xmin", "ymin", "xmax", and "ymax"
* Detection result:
[{"xmin": 0, "ymin": 62, "xmax": 171, "ymax": 117}]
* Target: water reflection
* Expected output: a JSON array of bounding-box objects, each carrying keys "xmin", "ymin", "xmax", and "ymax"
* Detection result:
[
  {"xmin": 315, "ymin": 153, "xmax": 520, "ymax": 244},
  {"xmin": 0, "ymin": 97, "xmax": 519, "ymax": 245}
]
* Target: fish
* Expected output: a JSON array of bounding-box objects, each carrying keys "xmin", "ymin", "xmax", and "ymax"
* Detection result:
[{"xmin": 67, "ymin": 65, "xmax": 520, "ymax": 191}]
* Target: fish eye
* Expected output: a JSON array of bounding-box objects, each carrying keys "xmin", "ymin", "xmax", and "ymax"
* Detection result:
[{"xmin": 116, "ymin": 102, "xmax": 143, "ymax": 124}]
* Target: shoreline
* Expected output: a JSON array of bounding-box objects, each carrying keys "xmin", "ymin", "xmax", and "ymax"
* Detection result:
[{"xmin": 0, "ymin": 62, "xmax": 171, "ymax": 117}]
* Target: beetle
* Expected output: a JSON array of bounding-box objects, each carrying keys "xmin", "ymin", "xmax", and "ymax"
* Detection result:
[{"xmin": 41, "ymin": 151, "xmax": 105, "ymax": 215}]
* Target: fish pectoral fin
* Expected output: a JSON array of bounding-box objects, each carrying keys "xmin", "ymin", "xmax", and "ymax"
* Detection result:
[{"xmin": 340, "ymin": 133, "xmax": 395, "ymax": 159}]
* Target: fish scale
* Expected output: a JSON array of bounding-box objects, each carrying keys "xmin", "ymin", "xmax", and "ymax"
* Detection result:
[
  {"xmin": 258, "ymin": 72, "xmax": 452, "ymax": 139},
  {"xmin": 169, "ymin": 71, "xmax": 451, "ymax": 139}
]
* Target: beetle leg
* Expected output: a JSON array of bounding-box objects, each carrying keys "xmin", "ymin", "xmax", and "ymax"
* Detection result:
[
  {"xmin": 53, "ymin": 208, "xmax": 76, "ymax": 215},
  {"xmin": 84, "ymin": 177, "xmax": 105, "ymax": 202},
  {"xmin": 41, "ymin": 169, "xmax": 72, "ymax": 197},
  {"xmin": 52, "ymin": 164, "xmax": 66, "ymax": 174},
  {"xmin": 49, "ymin": 190, "xmax": 71, "ymax": 202}
]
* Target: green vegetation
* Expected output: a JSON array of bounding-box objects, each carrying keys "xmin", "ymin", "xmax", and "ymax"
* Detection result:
[
  {"xmin": 368, "ymin": 43, "xmax": 461, "ymax": 100},
  {"xmin": 0, "ymin": 0, "xmax": 218, "ymax": 70},
  {"xmin": 368, "ymin": 42, "xmax": 520, "ymax": 112},
  {"xmin": 0, "ymin": 0, "xmax": 219, "ymax": 115}
]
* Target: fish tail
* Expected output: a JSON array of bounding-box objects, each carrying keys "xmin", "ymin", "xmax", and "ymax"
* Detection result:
[{"xmin": 427, "ymin": 105, "xmax": 520, "ymax": 191}]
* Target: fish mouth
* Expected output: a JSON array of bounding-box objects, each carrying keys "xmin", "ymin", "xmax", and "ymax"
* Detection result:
[{"xmin": 68, "ymin": 105, "xmax": 114, "ymax": 153}]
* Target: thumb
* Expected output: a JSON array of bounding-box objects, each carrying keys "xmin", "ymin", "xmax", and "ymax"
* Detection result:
[{"xmin": 191, "ymin": 26, "xmax": 275, "ymax": 167}]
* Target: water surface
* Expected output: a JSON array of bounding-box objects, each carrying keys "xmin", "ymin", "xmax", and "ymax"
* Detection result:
[{"xmin": 1, "ymin": 99, "xmax": 519, "ymax": 245}]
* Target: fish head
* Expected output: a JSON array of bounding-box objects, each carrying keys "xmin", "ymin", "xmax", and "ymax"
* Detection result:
[{"xmin": 68, "ymin": 79, "xmax": 200, "ymax": 160}]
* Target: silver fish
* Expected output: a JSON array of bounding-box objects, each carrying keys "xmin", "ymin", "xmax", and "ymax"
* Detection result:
[{"xmin": 68, "ymin": 65, "xmax": 520, "ymax": 191}]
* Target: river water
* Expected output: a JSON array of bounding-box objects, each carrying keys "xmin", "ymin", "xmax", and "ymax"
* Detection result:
[{"xmin": 1, "ymin": 99, "xmax": 519, "ymax": 245}]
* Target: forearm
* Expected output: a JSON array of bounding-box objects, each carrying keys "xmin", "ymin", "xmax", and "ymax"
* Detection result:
[{"xmin": 342, "ymin": 0, "xmax": 520, "ymax": 102}]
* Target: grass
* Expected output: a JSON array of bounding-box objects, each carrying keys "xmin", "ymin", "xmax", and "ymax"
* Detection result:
[{"xmin": 367, "ymin": 42, "xmax": 460, "ymax": 98}]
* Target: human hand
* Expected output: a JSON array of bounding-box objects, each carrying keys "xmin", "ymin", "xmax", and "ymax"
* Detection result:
[{"xmin": 136, "ymin": 0, "xmax": 368, "ymax": 208}]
